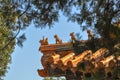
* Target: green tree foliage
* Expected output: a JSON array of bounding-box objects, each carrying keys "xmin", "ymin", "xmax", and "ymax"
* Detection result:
[
  {"xmin": 1, "ymin": 0, "xmax": 119, "ymax": 45},
  {"xmin": 7, "ymin": 0, "xmax": 120, "ymax": 30},
  {"xmin": 9, "ymin": 0, "xmax": 120, "ymax": 43},
  {"xmin": 34, "ymin": 0, "xmax": 119, "ymax": 43},
  {"xmin": 0, "ymin": 27, "xmax": 15, "ymax": 79},
  {"xmin": 0, "ymin": 0, "xmax": 25, "ymax": 79},
  {"xmin": 0, "ymin": 1, "xmax": 16, "ymax": 78}
]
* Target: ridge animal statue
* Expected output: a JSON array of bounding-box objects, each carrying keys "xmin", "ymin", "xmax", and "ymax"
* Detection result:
[
  {"xmin": 54, "ymin": 34, "xmax": 62, "ymax": 44},
  {"xmin": 44, "ymin": 38, "xmax": 48, "ymax": 45},
  {"xmin": 70, "ymin": 32, "xmax": 77, "ymax": 43},
  {"xmin": 87, "ymin": 30, "xmax": 93, "ymax": 40},
  {"xmin": 40, "ymin": 37, "xmax": 48, "ymax": 45}
]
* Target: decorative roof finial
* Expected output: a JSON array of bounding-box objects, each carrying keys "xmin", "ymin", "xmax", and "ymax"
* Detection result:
[
  {"xmin": 87, "ymin": 30, "xmax": 93, "ymax": 40},
  {"xmin": 54, "ymin": 34, "xmax": 62, "ymax": 44},
  {"xmin": 40, "ymin": 36, "xmax": 49, "ymax": 45},
  {"xmin": 70, "ymin": 32, "xmax": 77, "ymax": 43}
]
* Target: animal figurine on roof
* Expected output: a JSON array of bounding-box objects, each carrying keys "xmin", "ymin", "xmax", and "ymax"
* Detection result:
[
  {"xmin": 54, "ymin": 34, "xmax": 62, "ymax": 44},
  {"xmin": 70, "ymin": 32, "xmax": 77, "ymax": 43},
  {"xmin": 40, "ymin": 36, "xmax": 49, "ymax": 45},
  {"xmin": 87, "ymin": 30, "xmax": 94, "ymax": 40}
]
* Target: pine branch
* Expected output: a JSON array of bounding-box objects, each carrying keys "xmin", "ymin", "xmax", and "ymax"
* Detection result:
[{"xmin": 1, "ymin": 0, "xmax": 30, "ymax": 50}]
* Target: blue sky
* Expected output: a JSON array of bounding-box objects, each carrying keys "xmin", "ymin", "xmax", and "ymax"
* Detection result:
[{"xmin": 4, "ymin": 14, "xmax": 88, "ymax": 80}]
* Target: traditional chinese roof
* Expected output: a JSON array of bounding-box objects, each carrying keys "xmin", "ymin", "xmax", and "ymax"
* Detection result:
[{"xmin": 37, "ymin": 33, "xmax": 120, "ymax": 79}]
